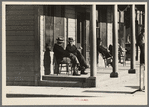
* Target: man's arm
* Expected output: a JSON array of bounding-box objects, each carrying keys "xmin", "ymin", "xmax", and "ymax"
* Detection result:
[{"xmin": 66, "ymin": 45, "xmax": 77, "ymax": 53}]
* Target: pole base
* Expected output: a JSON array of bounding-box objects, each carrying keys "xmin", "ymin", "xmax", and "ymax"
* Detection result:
[
  {"xmin": 139, "ymin": 86, "xmax": 145, "ymax": 91},
  {"xmin": 110, "ymin": 72, "xmax": 118, "ymax": 78},
  {"xmin": 128, "ymin": 69, "xmax": 136, "ymax": 74}
]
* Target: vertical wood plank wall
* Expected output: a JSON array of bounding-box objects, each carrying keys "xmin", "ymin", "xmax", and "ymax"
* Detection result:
[
  {"xmin": 65, "ymin": 6, "xmax": 76, "ymax": 43},
  {"xmin": 6, "ymin": 5, "xmax": 36, "ymax": 85}
]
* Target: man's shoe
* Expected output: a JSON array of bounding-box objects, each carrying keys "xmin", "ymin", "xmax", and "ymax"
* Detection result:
[
  {"xmin": 78, "ymin": 66, "xmax": 85, "ymax": 71},
  {"xmin": 73, "ymin": 73, "xmax": 80, "ymax": 76},
  {"xmin": 81, "ymin": 68, "xmax": 88, "ymax": 75}
]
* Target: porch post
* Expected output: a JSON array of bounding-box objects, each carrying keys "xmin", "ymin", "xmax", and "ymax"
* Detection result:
[
  {"xmin": 90, "ymin": 4, "xmax": 97, "ymax": 77},
  {"xmin": 110, "ymin": 4, "xmax": 118, "ymax": 78},
  {"xmin": 135, "ymin": 10, "xmax": 138, "ymax": 61},
  {"xmin": 128, "ymin": 4, "xmax": 136, "ymax": 73}
]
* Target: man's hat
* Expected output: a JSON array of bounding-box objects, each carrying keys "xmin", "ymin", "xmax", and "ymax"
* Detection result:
[
  {"xmin": 68, "ymin": 37, "xmax": 74, "ymax": 42},
  {"xmin": 56, "ymin": 37, "xmax": 64, "ymax": 43}
]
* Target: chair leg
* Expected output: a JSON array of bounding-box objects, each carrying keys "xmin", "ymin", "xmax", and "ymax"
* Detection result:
[
  {"xmin": 123, "ymin": 57, "xmax": 124, "ymax": 66},
  {"xmin": 60, "ymin": 64, "xmax": 63, "ymax": 74},
  {"xmin": 104, "ymin": 59, "xmax": 107, "ymax": 68},
  {"xmin": 123, "ymin": 55, "xmax": 126, "ymax": 66},
  {"xmin": 71, "ymin": 64, "xmax": 73, "ymax": 75},
  {"xmin": 56, "ymin": 64, "xmax": 59, "ymax": 75},
  {"xmin": 66, "ymin": 64, "xmax": 69, "ymax": 75}
]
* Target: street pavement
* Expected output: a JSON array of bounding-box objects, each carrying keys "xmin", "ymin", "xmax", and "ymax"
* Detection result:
[{"xmin": 3, "ymin": 60, "xmax": 147, "ymax": 105}]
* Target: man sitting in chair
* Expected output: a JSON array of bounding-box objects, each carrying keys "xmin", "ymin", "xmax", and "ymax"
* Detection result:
[
  {"xmin": 53, "ymin": 37, "xmax": 80, "ymax": 76},
  {"xmin": 97, "ymin": 38, "xmax": 113, "ymax": 66},
  {"xmin": 66, "ymin": 37, "xmax": 89, "ymax": 74}
]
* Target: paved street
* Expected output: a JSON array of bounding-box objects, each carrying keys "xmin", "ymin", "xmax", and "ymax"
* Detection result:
[{"xmin": 3, "ymin": 60, "xmax": 147, "ymax": 105}]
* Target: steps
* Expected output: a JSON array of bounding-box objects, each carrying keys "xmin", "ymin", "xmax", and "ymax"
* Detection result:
[{"xmin": 38, "ymin": 75, "xmax": 96, "ymax": 88}]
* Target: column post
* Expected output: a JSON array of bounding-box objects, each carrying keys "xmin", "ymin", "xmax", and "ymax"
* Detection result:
[
  {"xmin": 110, "ymin": 4, "xmax": 118, "ymax": 78},
  {"xmin": 135, "ymin": 9, "xmax": 139, "ymax": 61},
  {"xmin": 128, "ymin": 4, "xmax": 136, "ymax": 73},
  {"xmin": 90, "ymin": 4, "xmax": 97, "ymax": 77}
]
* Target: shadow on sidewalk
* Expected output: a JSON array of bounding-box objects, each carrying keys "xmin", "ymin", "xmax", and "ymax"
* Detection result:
[
  {"xmin": 83, "ymin": 90, "xmax": 136, "ymax": 94},
  {"xmin": 125, "ymin": 86, "xmax": 139, "ymax": 89},
  {"xmin": 6, "ymin": 94, "xmax": 96, "ymax": 98}
]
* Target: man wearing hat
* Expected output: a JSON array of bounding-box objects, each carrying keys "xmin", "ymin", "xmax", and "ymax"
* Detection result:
[
  {"xmin": 53, "ymin": 37, "xmax": 80, "ymax": 76},
  {"xmin": 66, "ymin": 37, "xmax": 89, "ymax": 74},
  {"xmin": 98, "ymin": 38, "xmax": 112, "ymax": 59},
  {"xmin": 97, "ymin": 38, "xmax": 113, "ymax": 66}
]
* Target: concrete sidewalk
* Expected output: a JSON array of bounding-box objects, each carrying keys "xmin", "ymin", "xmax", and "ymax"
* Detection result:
[{"xmin": 3, "ymin": 61, "xmax": 147, "ymax": 105}]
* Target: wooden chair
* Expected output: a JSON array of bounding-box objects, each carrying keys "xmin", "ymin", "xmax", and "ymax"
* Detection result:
[
  {"xmin": 119, "ymin": 50, "xmax": 126, "ymax": 66},
  {"xmin": 101, "ymin": 53, "xmax": 107, "ymax": 68},
  {"xmin": 100, "ymin": 52, "xmax": 112, "ymax": 68},
  {"xmin": 53, "ymin": 55, "xmax": 72, "ymax": 75}
]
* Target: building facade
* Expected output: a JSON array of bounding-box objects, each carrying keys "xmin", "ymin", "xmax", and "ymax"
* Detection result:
[{"xmin": 6, "ymin": 5, "xmax": 145, "ymax": 86}]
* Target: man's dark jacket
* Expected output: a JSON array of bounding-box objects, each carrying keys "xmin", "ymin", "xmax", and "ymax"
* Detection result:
[
  {"xmin": 66, "ymin": 44, "xmax": 78, "ymax": 55},
  {"xmin": 53, "ymin": 43, "xmax": 70, "ymax": 60}
]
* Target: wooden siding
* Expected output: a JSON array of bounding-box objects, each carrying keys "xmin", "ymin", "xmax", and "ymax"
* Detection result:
[
  {"xmin": 6, "ymin": 5, "xmax": 36, "ymax": 86},
  {"xmin": 6, "ymin": 20, "xmax": 35, "ymax": 26},
  {"xmin": 7, "ymin": 82, "xmax": 35, "ymax": 86},
  {"xmin": 65, "ymin": 6, "xmax": 76, "ymax": 42}
]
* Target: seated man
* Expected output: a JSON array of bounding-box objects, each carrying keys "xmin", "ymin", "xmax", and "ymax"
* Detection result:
[
  {"xmin": 66, "ymin": 37, "xmax": 89, "ymax": 74},
  {"xmin": 97, "ymin": 38, "xmax": 112, "ymax": 66},
  {"xmin": 53, "ymin": 37, "xmax": 80, "ymax": 76},
  {"xmin": 98, "ymin": 39, "xmax": 112, "ymax": 59}
]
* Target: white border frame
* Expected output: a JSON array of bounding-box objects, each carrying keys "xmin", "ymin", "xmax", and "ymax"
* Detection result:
[{"xmin": 2, "ymin": 2, "xmax": 147, "ymax": 105}]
